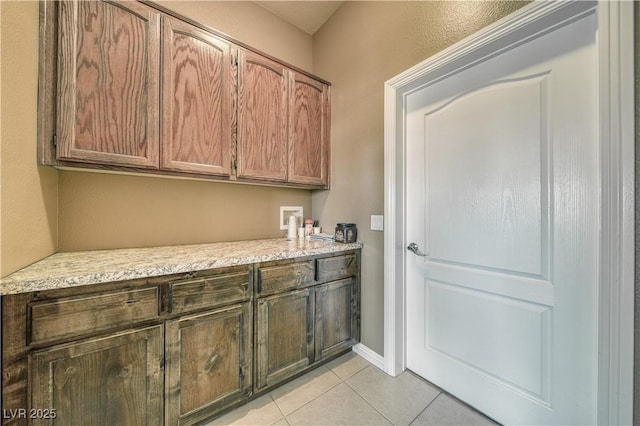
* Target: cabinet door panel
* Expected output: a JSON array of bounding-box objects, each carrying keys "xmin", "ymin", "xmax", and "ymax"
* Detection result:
[
  {"xmin": 57, "ymin": 0, "xmax": 160, "ymax": 168},
  {"xmin": 256, "ymin": 288, "xmax": 314, "ymax": 390},
  {"xmin": 165, "ymin": 303, "xmax": 252, "ymax": 425},
  {"xmin": 315, "ymin": 278, "xmax": 357, "ymax": 360},
  {"xmin": 237, "ymin": 51, "xmax": 288, "ymax": 181},
  {"xmin": 288, "ymin": 72, "xmax": 329, "ymax": 186},
  {"xmin": 30, "ymin": 325, "xmax": 163, "ymax": 426},
  {"xmin": 161, "ymin": 17, "xmax": 233, "ymax": 175}
]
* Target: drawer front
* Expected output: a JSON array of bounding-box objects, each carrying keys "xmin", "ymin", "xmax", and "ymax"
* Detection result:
[
  {"xmin": 316, "ymin": 253, "xmax": 357, "ymax": 282},
  {"xmin": 29, "ymin": 287, "xmax": 160, "ymax": 346},
  {"xmin": 258, "ymin": 260, "xmax": 315, "ymax": 296},
  {"xmin": 170, "ymin": 269, "xmax": 251, "ymax": 315}
]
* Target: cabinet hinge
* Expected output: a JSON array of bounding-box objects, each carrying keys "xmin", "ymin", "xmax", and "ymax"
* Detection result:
[
  {"xmin": 231, "ymin": 51, "xmax": 238, "ymax": 66},
  {"xmin": 232, "ymin": 159, "xmax": 237, "ymax": 170},
  {"xmin": 52, "ymin": 134, "xmax": 57, "ymax": 148}
]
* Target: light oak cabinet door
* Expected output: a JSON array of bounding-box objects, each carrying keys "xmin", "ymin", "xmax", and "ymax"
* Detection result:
[
  {"xmin": 255, "ymin": 288, "xmax": 314, "ymax": 391},
  {"xmin": 165, "ymin": 303, "xmax": 252, "ymax": 425},
  {"xmin": 288, "ymin": 72, "xmax": 330, "ymax": 186},
  {"xmin": 161, "ymin": 17, "xmax": 233, "ymax": 176},
  {"xmin": 56, "ymin": 0, "xmax": 160, "ymax": 168},
  {"xmin": 30, "ymin": 325, "xmax": 163, "ymax": 426},
  {"xmin": 237, "ymin": 50, "xmax": 289, "ymax": 182}
]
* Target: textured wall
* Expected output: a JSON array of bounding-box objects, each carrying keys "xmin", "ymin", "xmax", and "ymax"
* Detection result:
[
  {"xmin": 0, "ymin": 1, "xmax": 58, "ymax": 277},
  {"xmin": 312, "ymin": 1, "xmax": 529, "ymax": 355}
]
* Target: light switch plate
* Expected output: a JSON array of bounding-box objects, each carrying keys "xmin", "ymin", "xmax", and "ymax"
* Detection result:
[{"xmin": 371, "ymin": 215, "xmax": 384, "ymax": 231}]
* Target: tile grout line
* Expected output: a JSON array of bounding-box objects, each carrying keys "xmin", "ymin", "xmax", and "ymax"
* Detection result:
[
  {"xmin": 342, "ymin": 366, "xmax": 398, "ymax": 425},
  {"xmin": 268, "ymin": 392, "xmax": 289, "ymax": 425},
  {"xmin": 407, "ymin": 391, "xmax": 444, "ymax": 425},
  {"xmin": 280, "ymin": 368, "xmax": 345, "ymax": 424}
]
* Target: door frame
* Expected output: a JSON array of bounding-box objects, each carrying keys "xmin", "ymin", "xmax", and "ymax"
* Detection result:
[{"xmin": 382, "ymin": 1, "xmax": 634, "ymax": 424}]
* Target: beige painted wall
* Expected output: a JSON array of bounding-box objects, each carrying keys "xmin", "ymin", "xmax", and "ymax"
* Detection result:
[
  {"xmin": 312, "ymin": 1, "xmax": 528, "ymax": 355},
  {"xmin": 0, "ymin": 1, "xmax": 315, "ymax": 273},
  {"xmin": 1, "ymin": 1, "xmax": 58, "ymax": 277}
]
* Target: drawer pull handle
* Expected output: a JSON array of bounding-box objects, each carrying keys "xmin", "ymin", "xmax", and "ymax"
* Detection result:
[{"xmin": 204, "ymin": 353, "xmax": 220, "ymax": 375}]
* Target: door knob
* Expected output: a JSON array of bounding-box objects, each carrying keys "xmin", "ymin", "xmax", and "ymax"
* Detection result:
[{"xmin": 407, "ymin": 242, "xmax": 428, "ymax": 257}]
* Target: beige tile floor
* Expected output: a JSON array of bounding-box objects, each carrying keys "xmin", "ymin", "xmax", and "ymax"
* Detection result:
[{"xmin": 205, "ymin": 351, "xmax": 499, "ymax": 426}]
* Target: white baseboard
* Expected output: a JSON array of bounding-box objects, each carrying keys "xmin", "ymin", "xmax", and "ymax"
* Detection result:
[{"xmin": 352, "ymin": 343, "xmax": 386, "ymax": 371}]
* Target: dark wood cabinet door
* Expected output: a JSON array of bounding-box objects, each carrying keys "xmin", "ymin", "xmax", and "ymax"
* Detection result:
[
  {"xmin": 56, "ymin": 0, "xmax": 160, "ymax": 168},
  {"xmin": 288, "ymin": 72, "xmax": 329, "ymax": 187},
  {"xmin": 161, "ymin": 17, "xmax": 233, "ymax": 176},
  {"xmin": 255, "ymin": 288, "xmax": 314, "ymax": 391},
  {"xmin": 30, "ymin": 325, "xmax": 163, "ymax": 426},
  {"xmin": 237, "ymin": 51, "xmax": 288, "ymax": 182},
  {"xmin": 165, "ymin": 303, "xmax": 252, "ymax": 425},
  {"xmin": 315, "ymin": 278, "xmax": 357, "ymax": 360}
]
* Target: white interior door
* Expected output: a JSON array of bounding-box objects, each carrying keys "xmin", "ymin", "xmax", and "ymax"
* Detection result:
[{"xmin": 405, "ymin": 12, "xmax": 598, "ymax": 425}]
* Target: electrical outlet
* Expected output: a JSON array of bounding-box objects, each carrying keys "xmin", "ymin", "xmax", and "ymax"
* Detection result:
[{"xmin": 371, "ymin": 215, "xmax": 384, "ymax": 231}]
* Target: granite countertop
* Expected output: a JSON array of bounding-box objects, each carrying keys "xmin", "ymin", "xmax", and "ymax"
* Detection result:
[{"xmin": 0, "ymin": 238, "xmax": 363, "ymax": 296}]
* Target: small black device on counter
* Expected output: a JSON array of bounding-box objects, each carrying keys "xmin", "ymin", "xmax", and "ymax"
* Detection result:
[{"xmin": 335, "ymin": 223, "xmax": 357, "ymax": 243}]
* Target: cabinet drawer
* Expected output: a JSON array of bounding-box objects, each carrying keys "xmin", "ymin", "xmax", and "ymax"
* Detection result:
[
  {"xmin": 28, "ymin": 287, "xmax": 160, "ymax": 346},
  {"xmin": 258, "ymin": 260, "xmax": 315, "ymax": 296},
  {"xmin": 316, "ymin": 254, "xmax": 357, "ymax": 282},
  {"xmin": 170, "ymin": 268, "xmax": 251, "ymax": 315}
]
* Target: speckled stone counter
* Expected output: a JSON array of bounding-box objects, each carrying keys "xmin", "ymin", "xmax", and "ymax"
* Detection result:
[{"xmin": 0, "ymin": 238, "xmax": 363, "ymax": 295}]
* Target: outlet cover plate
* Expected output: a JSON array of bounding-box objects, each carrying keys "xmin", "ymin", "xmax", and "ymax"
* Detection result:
[{"xmin": 280, "ymin": 206, "xmax": 304, "ymax": 230}]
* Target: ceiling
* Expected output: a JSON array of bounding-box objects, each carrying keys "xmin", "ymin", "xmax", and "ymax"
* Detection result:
[{"xmin": 256, "ymin": 1, "xmax": 345, "ymax": 35}]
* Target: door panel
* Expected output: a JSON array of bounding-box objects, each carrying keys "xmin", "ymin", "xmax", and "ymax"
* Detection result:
[
  {"xmin": 425, "ymin": 75, "xmax": 549, "ymax": 277},
  {"xmin": 406, "ymin": 12, "xmax": 597, "ymax": 425},
  {"xmin": 426, "ymin": 280, "xmax": 551, "ymax": 402}
]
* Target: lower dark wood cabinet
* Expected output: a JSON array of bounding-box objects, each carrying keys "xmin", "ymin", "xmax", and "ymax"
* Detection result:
[
  {"xmin": 315, "ymin": 278, "xmax": 358, "ymax": 361},
  {"xmin": 30, "ymin": 325, "xmax": 164, "ymax": 426},
  {"xmin": 255, "ymin": 288, "xmax": 315, "ymax": 391},
  {"xmin": 165, "ymin": 303, "xmax": 252, "ymax": 425},
  {"xmin": 1, "ymin": 250, "xmax": 359, "ymax": 425}
]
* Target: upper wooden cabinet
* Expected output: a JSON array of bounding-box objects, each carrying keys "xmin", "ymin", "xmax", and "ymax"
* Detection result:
[
  {"xmin": 161, "ymin": 17, "xmax": 233, "ymax": 176},
  {"xmin": 237, "ymin": 52, "xmax": 330, "ymax": 187},
  {"xmin": 237, "ymin": 51, "xmax": 289, "ymax": 182},
  {"xmin": 288, "ymin": 72, "xmax": 330, "ymax": 186},
  {"xmin": 56, "ymin": 0, "xmax": 160, "ymax": 168},
  {"xmin": 42, "ymin": 0, "xmax": 330, "ymax": 188}
]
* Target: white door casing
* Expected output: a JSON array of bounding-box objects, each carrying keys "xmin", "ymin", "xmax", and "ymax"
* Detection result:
[{"xmin": 383, "ymin": 1, "xmax": 634, "ymax": 425}]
